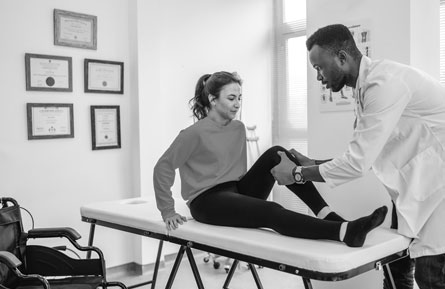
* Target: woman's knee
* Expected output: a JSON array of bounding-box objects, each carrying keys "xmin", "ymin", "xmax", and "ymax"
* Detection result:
[
  {"xmin": 263, "ymin": 145, "xmax": 286, "ymax": 160},
  {"xmin": 262, "ymin": 145, "xmax": 298, "ymax": 164}
]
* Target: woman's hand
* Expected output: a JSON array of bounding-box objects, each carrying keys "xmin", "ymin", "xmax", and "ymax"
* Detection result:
[
  {"xmin": 165, "ymin": 214, "xmax": 188, "ymax": 231},
  {"xmin": 289, "ymin": 148, "xmax": 315, "ymax": 166}
]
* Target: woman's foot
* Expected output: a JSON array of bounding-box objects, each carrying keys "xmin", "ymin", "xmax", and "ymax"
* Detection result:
[{"xmin": 343, "ymin": 206, "xmax": 388, "ymax": 247}]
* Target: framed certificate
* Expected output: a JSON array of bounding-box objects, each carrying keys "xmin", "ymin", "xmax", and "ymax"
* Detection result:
[
  {"xmin": 25, "ymin": 53, "xmax": 73, "ymax": 92},
  {"xmin": 84, "ymin": 59, "xmax": 124, "ymax": 94},
  {"xmin": 27, "ymin": 103, "xmax": 74, "ymax": 140},
  {"xmin": 54, "ymin": 9, "xmax": 97, "ymax": 50},
  {"xmin": 90, "ymin": 105, "xmax": 121, "ymax": 150}
]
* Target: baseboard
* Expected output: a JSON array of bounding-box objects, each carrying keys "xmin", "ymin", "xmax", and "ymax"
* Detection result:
[
  {"xmin": 107, "ymin": 261, "xmax": 161, "ymax": 277},
  {"xmin": 107, "ymin": 250, "xmax": 205, "ymax": 277}
]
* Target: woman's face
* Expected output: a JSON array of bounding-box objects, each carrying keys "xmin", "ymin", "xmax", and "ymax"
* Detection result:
[{"xmin": 210, "ymin": 82, "xmax": 242, "ymax": 121}]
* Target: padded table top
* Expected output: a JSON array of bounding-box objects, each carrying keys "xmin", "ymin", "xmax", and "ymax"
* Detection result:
[{"xmin": 80, "ymin": 197, "xmax": 411, "ymax": 274}]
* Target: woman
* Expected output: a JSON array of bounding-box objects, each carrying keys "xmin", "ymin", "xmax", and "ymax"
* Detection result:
[{"xmin": 153, "ymin": 71, "xmax": 387, "ymax": 247}]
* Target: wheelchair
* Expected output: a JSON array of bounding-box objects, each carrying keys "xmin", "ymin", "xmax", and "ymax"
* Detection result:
[{"xmin": 0, "ymin": 197, "xmax": 127, "ymax": 289}]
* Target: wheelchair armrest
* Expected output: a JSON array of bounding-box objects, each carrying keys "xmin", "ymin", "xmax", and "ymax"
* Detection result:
[
  {"xmin": 0, "ymin": 251, "xmax": 21, "ymax": 269},
  {"xmin": 28, "ymin": 228, "xmax": 104, "ymax": 260},
  {"xmin": 0, "ymin": 251, "xmax": 50, "ymax": 289},
  {"xmin": 28, "ymin": 227, "xmax": 82, "ymax": 241}
]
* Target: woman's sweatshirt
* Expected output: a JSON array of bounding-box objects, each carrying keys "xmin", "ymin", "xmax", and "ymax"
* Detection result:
[{"xmin": 153, "ymin": 117, "xmax": 247, "ymax": 220}]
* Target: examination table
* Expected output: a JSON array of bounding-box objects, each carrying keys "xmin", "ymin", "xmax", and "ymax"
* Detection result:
[{"xmin": 80, "ymin": 197, "xmax": 411, "ymax": 289}]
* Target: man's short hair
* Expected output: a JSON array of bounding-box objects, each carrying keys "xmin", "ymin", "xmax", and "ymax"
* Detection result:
[{"xmin": 306, "ymin": 24, "xmax": 361, "ymax": 59}]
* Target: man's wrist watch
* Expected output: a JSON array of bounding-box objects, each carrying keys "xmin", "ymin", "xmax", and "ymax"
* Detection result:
[{"xmin": 292, "ymin": 166, "xmax": 306, "ymax": 184}]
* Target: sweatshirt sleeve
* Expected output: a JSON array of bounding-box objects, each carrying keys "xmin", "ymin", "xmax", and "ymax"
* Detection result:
[{"xmin": 153, "ymin": 129, "xmax": 199, "ymax": 220}]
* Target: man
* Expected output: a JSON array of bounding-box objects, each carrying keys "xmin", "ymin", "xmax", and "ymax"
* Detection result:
[{"xmin": 271, "ymin": 24, "xmax": 445, "ymax": 289}]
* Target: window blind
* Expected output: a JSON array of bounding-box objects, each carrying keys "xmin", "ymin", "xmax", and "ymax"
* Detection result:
[
  {"xmin": 272, "ymin": 0, "xmax": 311, "ymax": 215},
  {"xmin": 441, "ymin": 0, "xmax": 445, "ymax": 85}
]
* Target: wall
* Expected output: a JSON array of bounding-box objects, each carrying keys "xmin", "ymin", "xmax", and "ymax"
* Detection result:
[
  {"xmin": 136, "ymin": 0, "xmax": 274, "ymax": 265},
  {"xmin": 410, "ymin": 0, "xmax": 440, "ymax": 78},
  {"xmin": 307, "ymin": 0, "xmax": 439, "ymax": 288},
  {"xmin": 3, "ymin": 0, "xmax": 437, "ymax": 278},
  {"xmin": 0, "ymin": 0, "xmax": 138, "ymax": 267},
  {"xmin": 0, "ymin": 0, "xmax": 274, "ymax": 269}
]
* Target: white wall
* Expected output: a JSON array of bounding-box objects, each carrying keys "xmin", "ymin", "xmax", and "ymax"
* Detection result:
[
  {"xmin": 135, "ymin": 0, "xmax": 274, "ymax": 265},
  {"xmin": 0, "ymin": 0, "xmax": 138, "ymax": 267},
  {"xmin": 0, "ymin": 0, "xmax": 273, "ymax": 269},
  {"xmin": 1, "ymin": 0, "xmax": 439, "ymax": 278},
  {"xmin": 307, "ymin": 0, "xmax": 439, "ymax": 288},
  {"xmin": 410, "ymin": 0, "xmax": 440, "ymax": 78},
  {"xmin": 137, "ymin": 0, "xmax": 274, "ymax": 202}
]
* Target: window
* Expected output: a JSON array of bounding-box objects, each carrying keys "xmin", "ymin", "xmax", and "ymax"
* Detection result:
[
  {"xmin": 272, "ymin": 0, "xmax": 310, "ymax": 214},
  {"xmin": 440, "ymin": 0, "xmax": 445, "ymax": 85}
]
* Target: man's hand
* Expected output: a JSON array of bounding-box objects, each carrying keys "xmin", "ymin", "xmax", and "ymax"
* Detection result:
[
  {"xmin": 290, "ymin": 148, "xmax": 315, "ymax": 166},
  {"xmin": 165, "ymin": 213, "xmax": 187, "ymax": 231},
  {"xmin": 270, "ymin": 151, "xmax": 296, "ymax": 185}
]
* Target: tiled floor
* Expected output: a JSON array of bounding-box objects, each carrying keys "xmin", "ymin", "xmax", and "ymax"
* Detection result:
[
  {"xmin": 107, "ymin": 251, "xmax": 418, "ymax": 289},
  {"xmin": 108, "ymin": 252, "xmax": 305, "ymax": 289},
  {"xmin": 108, "ymin": 251, "xmax": 420, "ymax": 289}
]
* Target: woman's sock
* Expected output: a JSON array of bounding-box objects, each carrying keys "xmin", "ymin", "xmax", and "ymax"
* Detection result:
[{"xmin": 342, "ymin": 206, "xmax": 388, "ymax": 247}]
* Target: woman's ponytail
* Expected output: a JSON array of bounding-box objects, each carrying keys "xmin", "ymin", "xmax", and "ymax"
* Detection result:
[{"xmin": 189, "ymin": 74, "xmax": 211, "ymax": 120}]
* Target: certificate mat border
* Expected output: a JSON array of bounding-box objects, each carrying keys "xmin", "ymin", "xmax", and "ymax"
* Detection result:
[
  {"xmin": 90, "ymin": 105, "xmax": 121, "ymax": 150},
  {"xmin": 84, "ymin": 59, "xmax": 124, "ymax": 94},
  {"xmin": 26, "ymin": 103, "xmax": 74, "ymax": 140},
  {"xmin": 25, "ymin": 53, "xmax": 73, "ymax": 92},
  {"xmin": 54, "ymin": 9, "xmax": 97, "ymax": 50}
]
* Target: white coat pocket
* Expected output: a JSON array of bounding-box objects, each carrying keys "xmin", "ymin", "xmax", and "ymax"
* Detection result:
[{"xmin": 400, "ymin": 145, "xmax": 445, "ymax": 201}]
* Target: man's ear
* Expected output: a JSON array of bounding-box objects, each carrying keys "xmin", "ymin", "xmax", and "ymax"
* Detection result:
[{"xmin": 337, "ymin": 50, "xmax": 348, "ymax": 65}]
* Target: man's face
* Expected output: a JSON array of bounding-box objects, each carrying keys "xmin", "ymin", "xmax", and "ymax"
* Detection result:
[{"xmin": 308, "ymin": 45, "xmax": 346, "ymax": 92}]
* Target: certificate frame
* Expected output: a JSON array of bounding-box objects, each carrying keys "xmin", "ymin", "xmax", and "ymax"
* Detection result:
[
  {"xmin": 90, "ymin": 105, "xmax": 121, "ymax": 150},
  {"xmin": 54, "ymin": 9, "xmax": 97, "ymax": 50},
  {"xmin": 26, "ymin": 103, "xmax": 74, "ymax": 140},
  {"xmin": 25, "ymin": 53, "xmax": 73, "ymax": 92},
  {"xmin": 84, "ymin": 59, "xmax": 124, "ymax": 94}
]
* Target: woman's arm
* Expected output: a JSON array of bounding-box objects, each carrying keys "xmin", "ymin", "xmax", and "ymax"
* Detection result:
[{"xmin": 153, "ymin": 129, "xmax": 199, "ymax": 224}]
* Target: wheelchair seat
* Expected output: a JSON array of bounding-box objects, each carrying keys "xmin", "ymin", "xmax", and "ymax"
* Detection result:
[{"xmin": 0, "ymin": 197, "xmax": 126, "ymax": 289}]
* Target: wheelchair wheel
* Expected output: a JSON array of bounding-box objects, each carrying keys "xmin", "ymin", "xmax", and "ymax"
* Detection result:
[{"xmin": 203, "ymin": 256, "xmax": 209, "ymax": 263}]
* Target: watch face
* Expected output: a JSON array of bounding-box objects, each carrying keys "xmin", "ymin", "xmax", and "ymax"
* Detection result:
[{"xmin": 294, "ymin": 173, "xmax": 303, "ymax": 182}]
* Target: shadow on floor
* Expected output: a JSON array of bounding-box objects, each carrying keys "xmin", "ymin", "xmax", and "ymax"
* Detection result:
[{"xmin": 108, "ymin": 251, "xmax": 305, "ymax": 289}]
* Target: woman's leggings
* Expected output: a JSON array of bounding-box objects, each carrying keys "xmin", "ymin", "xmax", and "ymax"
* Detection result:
[{"xmin": 189, "ymin": 146, "xmax": 342, "ymax": 241}]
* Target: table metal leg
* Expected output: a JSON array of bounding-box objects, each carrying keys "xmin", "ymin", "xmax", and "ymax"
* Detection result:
[
  {"xmin": 383, "ymin": 264, "xmax": 397, "ymax": 289},
  {"xmin": 302, "ymin": 277, "xmax": 313, "ymax": 289},
  {"xmin": 248, "ymin": 264, "xmax": 263, "ymax": 289},
  {"xmin": 150, "ymin": 240, "xmax": 163, "ymax": 289},
  {"xmin": 86, "ymin": 223, "xmax": 96, "ymax": 259},
  {"xmin": 223, "ymin": 260, "xmax": 239, "ymax": 289},
  {"xmin": 165, "ymin": 246, "xmax": 186, "ymax": 289},
  {"xmin": 127, "ymin": 241, "xmax": 164, "ymax": 289},
  {"xmin": 185, "ymin": 248, "xmax": 205, "ymax": 289}
]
